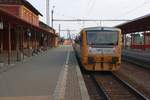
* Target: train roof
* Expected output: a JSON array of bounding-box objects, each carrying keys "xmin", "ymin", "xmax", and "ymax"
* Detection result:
[{"xmin": 82, "ymin": 27, "xmax": 120, "ymax": 31}]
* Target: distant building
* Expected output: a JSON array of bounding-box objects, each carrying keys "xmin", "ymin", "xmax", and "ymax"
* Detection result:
[
  {"xmin": 39, "ymin": 21, "xmax": 59, "ymax": 47},
  {"xmin": 63, "ymin": 39, "xmax": 72, "ymax": 45},
  {"xmin": 0, "ymin": 0, "xmax": 42, "ymax": 26}
]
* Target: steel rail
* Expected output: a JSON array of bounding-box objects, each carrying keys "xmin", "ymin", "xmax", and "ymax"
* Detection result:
[
  {"xmin": 92, "ymin": 72, "xmax": 148, "ymax": 100},
  {"xmin": 112, "ymin": 72, "xmax": 149, "ymax": 100},
  {"xmin": 90, "ymin": 74, "xmax": 110, "ymax": 100}
]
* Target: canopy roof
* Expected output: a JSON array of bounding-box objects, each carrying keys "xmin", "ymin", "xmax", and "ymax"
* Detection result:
[
  {"xmin": 116, "ymin": 14, "xmax": 150, "ymax": 34},
  {"xmin": 0, "ymin": 8, "xmax": 57, "ymax": 36},
  {"xmin": 0, "ymin": 0, "xmax": 42, "ymax": 16}
]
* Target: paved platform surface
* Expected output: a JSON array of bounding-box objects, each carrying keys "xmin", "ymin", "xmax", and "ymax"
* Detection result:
[
  {"xmin": 0, "ymin": 45, "xmax": 90, "ymax": 100},
  {"xmin": 64, "ymin": 49, "xmax": 89, "ymax": 100},
  {"xmin": 64, "ymin": 50, "xmax": 82, "ymax": 100}
]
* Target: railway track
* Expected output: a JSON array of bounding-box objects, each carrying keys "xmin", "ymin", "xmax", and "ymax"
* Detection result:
[
  {"xmin": 74, "ymin": 48, "xmax": 149, "ymax": 100},
  {"xmin": 118, "ymin": 62, "xmax": 150, "ymax": 99},
  {"xmin": 84, "ymin": 72, "xmax": 148, "ymax": 100},
  {"xmin": 83, "ymin": 73, "xmax": 108, "ymax": 100}
]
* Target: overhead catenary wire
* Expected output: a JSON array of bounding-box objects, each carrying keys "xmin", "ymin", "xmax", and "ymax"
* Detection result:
[
  {"xmin": 86, "ymin": 0, "xmax": 96, "ymax": 16},
  {"xmin": 119, "ymin": 0, "xmax": 150, "ymax": 18},
  {"xmin": 85, "ymin": 0, "xmax": 92, "ymax": 16},
  {"xmin": 87, "ymin": 0, "xmax": 92, "ymax": 7}
]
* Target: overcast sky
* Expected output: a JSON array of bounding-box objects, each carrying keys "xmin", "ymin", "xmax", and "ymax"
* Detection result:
[{"xmin": 28, "ymin": 0, "xmax": 150, "ymax": 38}]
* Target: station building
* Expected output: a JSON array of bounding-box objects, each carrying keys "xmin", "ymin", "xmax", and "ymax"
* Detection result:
[
  {"xmin": 0, "ymin": 0, "xmax": 58, "ymax": 65},
  {"xmin": 39, "ymin": 21, "xmax": 58, "ymax": 47},
  {"xmin": 0, "ymin": 0, "xmax": 41, "ymax": 26}
]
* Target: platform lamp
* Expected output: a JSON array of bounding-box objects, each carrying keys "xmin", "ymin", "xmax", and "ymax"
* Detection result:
[
  {"xmin": 41, "ymin": 33, "xmax": 44, "ymax": 38},
  {"xmin": 51, "ymin": 6, "xmax": 55, "ymax": 28},
  {"xmin": 27, "ymin": 32, "xmax": 31, "ymax": 37}
]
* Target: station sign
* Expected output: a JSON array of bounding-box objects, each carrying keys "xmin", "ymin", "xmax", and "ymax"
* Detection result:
[{"xmin": 0, "ymin": 21, "xmax": 3, "ymax": 30}]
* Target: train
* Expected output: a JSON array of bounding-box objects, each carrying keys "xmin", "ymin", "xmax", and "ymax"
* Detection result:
[{"xmin": 74, "ymin": 27, "xmax": 122, "ymax": 71}]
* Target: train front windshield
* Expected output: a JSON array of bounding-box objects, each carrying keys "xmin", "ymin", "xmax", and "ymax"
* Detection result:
[{"xmin": 87, "ymin": 31, "xmax": 118, "ymax": 45}]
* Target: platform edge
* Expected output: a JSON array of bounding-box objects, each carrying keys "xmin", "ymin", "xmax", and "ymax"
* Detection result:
[{"xmin": 75, "ymin": 65, "xmax": 90, "ymax": 100}]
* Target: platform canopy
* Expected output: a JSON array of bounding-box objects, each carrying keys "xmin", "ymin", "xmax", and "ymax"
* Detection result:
[
  {"xmin": 0, "ymin": 0, "xmax": 43, "ymax": 16},
  {"xmin": 116, "ymin": 14, "xmax": 150, "ymax": 34},
  {"xmin": 0, "ymin": 8, "xmax": 57, "ymax": 36}
]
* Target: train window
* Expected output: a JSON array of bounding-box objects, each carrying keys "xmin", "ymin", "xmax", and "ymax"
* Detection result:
[{"xmin": 86, "ymin": 31, "xmax": 118, "ymax": 45}]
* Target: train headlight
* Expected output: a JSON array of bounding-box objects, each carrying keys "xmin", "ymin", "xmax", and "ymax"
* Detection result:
[
  {"xmin": 88, "ymin": 47, "xmax": 93, "ymax": 54},
  {"xmin": 89, "ymin": 49, "xmax": 92, "ymax": 54},
  {"xmin": 112, "ymin": 57, "xmax": 119, "ymax": 64},
  {"xmin": 88, "ymin": 57, "xmax": 94, "ymax": 64},
  {"xmin": 88, "ymin": 47, "xmax": 102, "ymax": 55}
]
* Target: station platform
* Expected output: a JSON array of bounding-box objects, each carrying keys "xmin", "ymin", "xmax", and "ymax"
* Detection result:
[
  {"xmin": 122, "ymin": 49, "xmax": 150, "ymax": 59},
  {"xmin": 122, "ymin": 49, "xmax": 150, "ymax": 69},
  {"xmin": 0, "ymin": 46, "xmax": 90, "ymax": 100}
]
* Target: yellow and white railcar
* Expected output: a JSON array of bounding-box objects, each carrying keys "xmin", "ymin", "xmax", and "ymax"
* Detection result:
[{"xmin": 74, "ymin": 27, "xmax": 122, "ymax": 71}]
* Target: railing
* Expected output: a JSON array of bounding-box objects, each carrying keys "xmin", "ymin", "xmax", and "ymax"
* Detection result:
[{"xmin": 131, "ymin": 45, "xmax": 150, "ymax": 49}]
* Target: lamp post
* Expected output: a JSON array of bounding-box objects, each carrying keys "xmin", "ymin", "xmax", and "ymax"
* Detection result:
[
  {"xmin": 46, "ymin": 0, "xmax": 50, "ymax": 26},
  {"xmin": 51, "ymin": 6, "xmax": 55, "ymax": 28}
]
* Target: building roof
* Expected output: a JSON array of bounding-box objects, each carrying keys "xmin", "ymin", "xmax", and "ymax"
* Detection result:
[
  {"xmin": 0, "ymin": 0, "xmax": 43, "ymax": 16},
  {"xmin": 0, "ymin": 8, "xmax": 56, "ymax": 36},
  {"xmin": 39, "ymin": 21, "xmax": 55, "ymax": 34},
  {"xmin": 22, "ymin": 0, "xmax": 43, "ymax": 16},
  {"xmin": 116, "ymin": 14, "xmax": 150, "ymax": 34}
]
